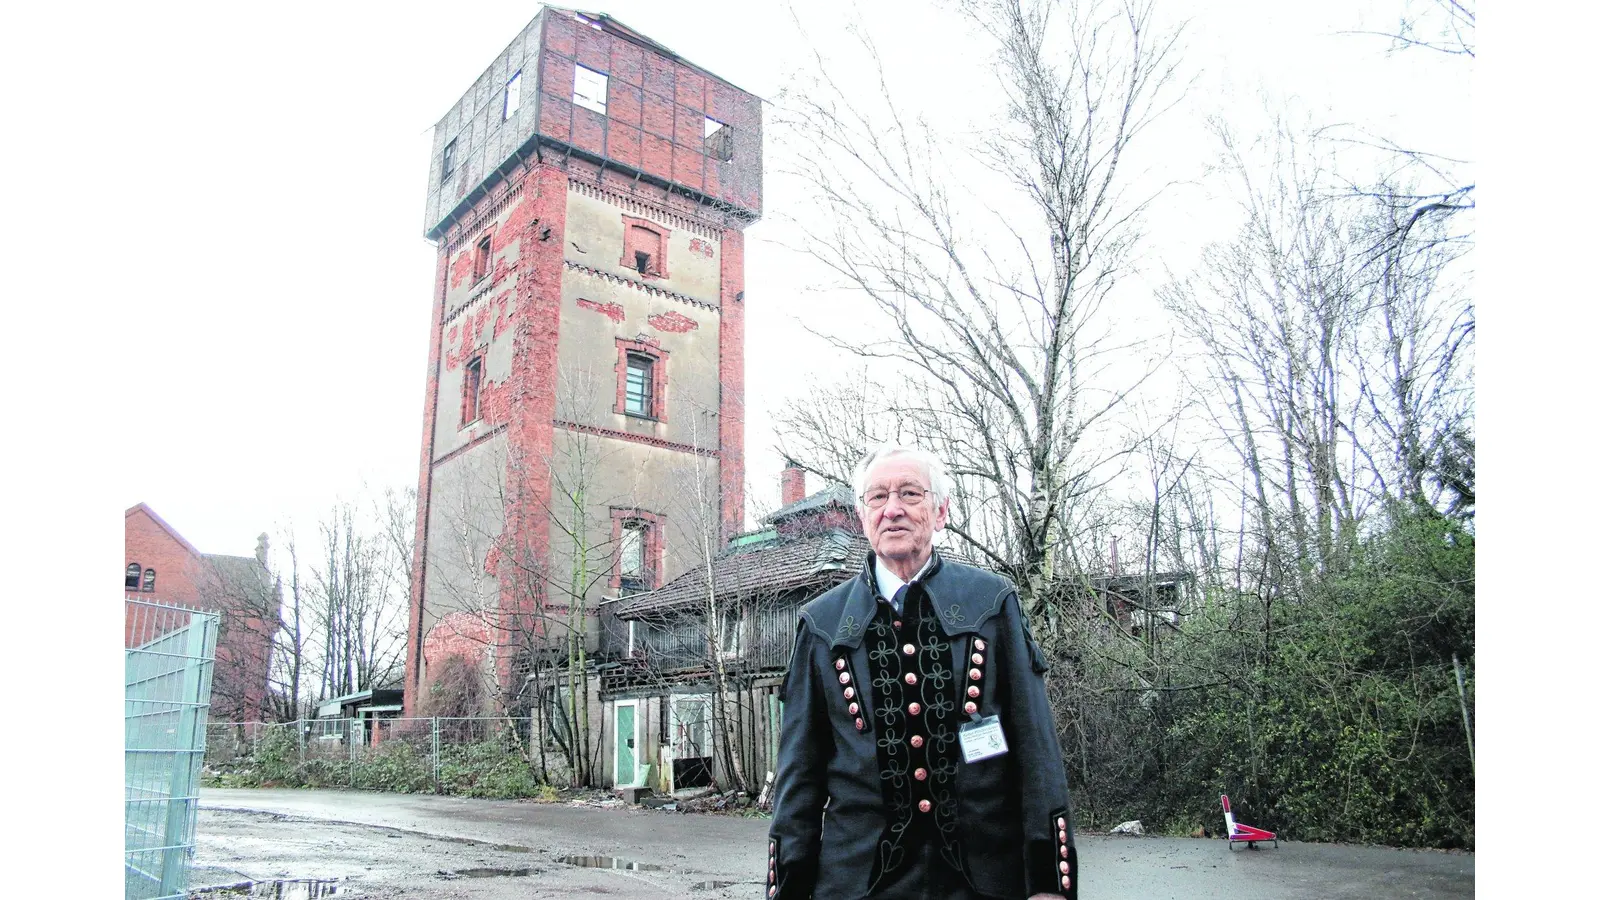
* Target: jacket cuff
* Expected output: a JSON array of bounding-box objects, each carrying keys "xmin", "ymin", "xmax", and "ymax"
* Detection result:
[
  {"xmin": 766, "ymin": 835, "xmax": 816, "ymax": 899},
  {"xmin": 1025, "ymin": 807, "xmax": 1076, "ymax": 897}
]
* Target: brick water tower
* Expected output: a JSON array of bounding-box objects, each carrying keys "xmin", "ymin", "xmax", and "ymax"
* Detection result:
[{"xmin": 404, "ymin": 7, "xmax": 761, "ymax": 714}]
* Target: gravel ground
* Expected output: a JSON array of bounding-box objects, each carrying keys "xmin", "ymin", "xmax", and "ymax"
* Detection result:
[{"xmin": 193, "ymin": 788, "xmax": 1473, "ymax": 899}]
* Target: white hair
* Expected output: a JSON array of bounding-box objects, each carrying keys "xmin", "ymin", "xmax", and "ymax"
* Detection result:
[{"xmin": 851, "ymin": 444, "xmax": 951, "ymax": 508}]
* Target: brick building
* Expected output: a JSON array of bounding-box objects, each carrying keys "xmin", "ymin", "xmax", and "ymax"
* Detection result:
[
  {"xmin": 124, "ymin": 503, "xmax": 281, "ymax": 721},
  {"xmin": 406, "ymin": 8, "xmax": 762, "ymax": 716}
]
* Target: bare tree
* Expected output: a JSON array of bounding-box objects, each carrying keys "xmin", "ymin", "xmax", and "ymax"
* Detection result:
[
  {"xmin": 304, "ymin": 499, "xmax": 409, "ymax": 702},
  {"xmin": 775, "ymin": 0, "xmax": 1185, "ymax": 618},
  {"xmin": 419, "ymin": 364, "xmax": 631, "ymax": 787}
]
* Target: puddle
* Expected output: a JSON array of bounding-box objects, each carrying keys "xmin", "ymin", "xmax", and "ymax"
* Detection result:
[
  {"xmin": 441, "ymin": 867, "xmax": 532, "ymax": 878},
  {"xmin": 557, "ymin": 855, "xmax": 665, "ymax": 872},
  {"xmin": 196, "ymin": 879, "xmax": 351, "ymax": 898}
]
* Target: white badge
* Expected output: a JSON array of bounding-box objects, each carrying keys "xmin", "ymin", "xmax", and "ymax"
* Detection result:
[{"xmin": 958, "ymin": 715, "xmax": 1009, "ymax": 763}]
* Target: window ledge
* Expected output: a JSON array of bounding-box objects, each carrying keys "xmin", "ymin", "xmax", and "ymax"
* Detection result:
[{"xmin": 623, "ymin": 412, "xmax": 660, "ymax": 423}]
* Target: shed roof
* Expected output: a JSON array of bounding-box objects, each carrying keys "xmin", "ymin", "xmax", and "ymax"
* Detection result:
[{"xmin": 605, "ymin": 526, "xmax": 869, "ymax": 618}]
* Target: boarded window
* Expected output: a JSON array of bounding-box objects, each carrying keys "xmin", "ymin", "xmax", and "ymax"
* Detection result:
[
  {"xmin": 461, "ymin": 356, "xmax": 483, "ymax": 426},
  {"xmin": 143, "ymin": 568, "xmax": 156, "ymax": 592},
  {"xmin": 473, "ymin": 234, "xmax": 491, "ymax": 282},
  {"xmin": 573, "ymin": 64, "xmax": 608, "ymax": 115},
  {"xmin": 629, "ymin": 225, "xmax": 661, "ymax": 275},
  {"xmin": 126, "ymin": 562, "xmax": 142, "ymax": 590},
  {"xmin": 442, "ymin": 138, "xmax": 457, "ymax": 178}
]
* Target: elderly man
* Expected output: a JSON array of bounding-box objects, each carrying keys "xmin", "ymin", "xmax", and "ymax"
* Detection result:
[{"xmin": 766, "ymin": 446, "xmax": 1077, "ymax": 900}]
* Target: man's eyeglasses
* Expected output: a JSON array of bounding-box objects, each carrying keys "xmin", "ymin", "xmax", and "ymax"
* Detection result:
[{"xmin": 860, "ymin": 487, "xmax": 930, "ymax": 509}]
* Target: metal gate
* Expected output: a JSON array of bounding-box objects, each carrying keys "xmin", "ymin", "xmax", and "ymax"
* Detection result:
[{"xmin": 125, "ymin": 599, "xmax": 218, "ymax": 900}]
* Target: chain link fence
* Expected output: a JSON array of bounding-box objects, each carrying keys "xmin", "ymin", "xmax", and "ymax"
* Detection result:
[
  {"xmin": 126, "ymin": 599, "xmax": 218, "ymax": 900},
  {"xmin": 205, "ymin": 717, "xmax": 577, "ymax": 797}
]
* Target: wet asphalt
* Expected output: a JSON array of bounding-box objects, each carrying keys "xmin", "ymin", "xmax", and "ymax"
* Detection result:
[{"xmin": 194, "ymin": 788, "xmax": 1473, "ymax": 899}]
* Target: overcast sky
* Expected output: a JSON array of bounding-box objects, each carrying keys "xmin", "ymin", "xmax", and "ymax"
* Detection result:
[{"xmin": 78, "ymin": 0, "xmax": 1472, "ymax": 558}]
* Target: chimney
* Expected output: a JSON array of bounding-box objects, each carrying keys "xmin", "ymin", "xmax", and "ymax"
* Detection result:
[
  {"xmin": 256, "ymin": 533, "xmax": 270, "ymax": 568},
  {"xmin": 780, "ymin": 460, "xmax": 806, "ymax": 506}
]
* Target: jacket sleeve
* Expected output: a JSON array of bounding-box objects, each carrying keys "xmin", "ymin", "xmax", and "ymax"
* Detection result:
[
  {"xmin": 766, "ymin": 617, "xmax": 832, "ymax": 899},
  {"xmin": 1001, "ymin": 590, "xmax": 1078, "ymax": 899}
]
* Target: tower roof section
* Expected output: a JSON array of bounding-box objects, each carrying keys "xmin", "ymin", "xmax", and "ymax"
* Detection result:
[{"xmin": 423, "ymin": 6, "xmax": 763, "ymax": 241}]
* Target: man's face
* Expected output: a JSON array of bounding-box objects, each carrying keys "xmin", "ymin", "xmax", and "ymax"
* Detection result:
[{"xmin": 858, "ymin": 454, "xmax": 949, "ymax": 566}]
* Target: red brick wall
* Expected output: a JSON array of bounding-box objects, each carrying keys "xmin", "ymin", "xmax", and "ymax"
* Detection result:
[
  {"xmin": 421, "ymin": 611, "xmax": 490, "ymax": 673},
  {"xmin": 124, "ymin": 508, "xmax": 207, "ymax": 620},
  {"xmin": 537, "ymin": 11, "xmax": 762, "ymax": 214},
  {"xmin": 781, "ymin": 464, "xmax": 806, "ymax": 507},
  {"xmin": 404, "ymin": 250, "xmax": 453, "ymax": 716}
]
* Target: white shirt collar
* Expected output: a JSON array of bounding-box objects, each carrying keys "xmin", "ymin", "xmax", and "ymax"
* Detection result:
[{"xmin": 874, "ymin": 553, "xmax": 936, "ymax": 613}]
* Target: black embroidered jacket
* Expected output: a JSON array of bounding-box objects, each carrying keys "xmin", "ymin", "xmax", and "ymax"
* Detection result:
[{"xmin": 766, "ymin": 552, "xmax": 1078, "ymax": 899}]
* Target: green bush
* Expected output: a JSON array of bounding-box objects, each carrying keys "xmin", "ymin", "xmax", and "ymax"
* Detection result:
[
  {"xmin": 1052, "ymin": 505, "xmax": 1474, "ymax": 849},
  {"xmin": 437, "ymin": 740, "xmax": 543, "ymax": 799},
  {"xmin": 353, "ymin": 741, "xmax": 433, "ymax": 793}
]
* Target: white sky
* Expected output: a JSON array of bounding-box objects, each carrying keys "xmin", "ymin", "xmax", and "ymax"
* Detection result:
[{"xmin": 73, "ymin": 0, "xmax": 1473, "ymax": 558}]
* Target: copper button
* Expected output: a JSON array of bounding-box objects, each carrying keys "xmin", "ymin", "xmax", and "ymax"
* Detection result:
[
  {"xmin": 854, "ymin": 717, "xmax": 865, "ymax": 731},
  {"xmin": 967, "ymin": 686, "xmax": 980, "ymax": 699},
  {"xmin": 968, "ymin": 668, "xmax": 982, "ymax": 681},
  {"xmin": 844, "ymin": 687, "xmax": 855, "ymax": 700},
  {"xmin": 1060, "ymin": 876, "xmax": 1071, "ymax": 890},
  {"xmin": 902, "ymin": 643, "xmax": 916, "ymax": 656},
  {"xmin": 1060, "ymin": 861, "xmax": 1070, "ymax": 873},
  {"xmin": 1056, "ymin": 817, "xmax": 1066, "ymax": 829},
  {"xmin": 848, "ymin": 702, "xmax": 859, "ymax": 715},
  {"xmin": 974, "ymin": 639, "xmax": 987, "ymax": 651},
  {"xmin": 834, "ymin": 658, "xmax": 846, "ymax": 671},
  {"xmin": 963, "ymin": 701, "xmax": 977, "ymax": 715},
  {"xmin": 911, "ymin": 735, "xmax": 924, "ymax": 748},
  {"xmin": 1059, "ymin": 846, "xmax": 1069, "ymax": 858},
  {"xmin": 971, "ymin": 653, "xmax": 984, "ymax": 665},
  {"xmin": 904, "ymin": 673, "xmax": 918, "ymax": 686},
  {"xmin": 894, "ymin": 620, "xmax": 903, "ymax": 629},
  {"xmin": 908, "ymin": 702, "xmax": 921, "ymax": 715},
  {"xmin": 918, "ymin": 800, "xmax": 932, "ymax": 813},
  {"xmin": 839, "ymin": 672, "xmax": 851, "ymax": 685}
]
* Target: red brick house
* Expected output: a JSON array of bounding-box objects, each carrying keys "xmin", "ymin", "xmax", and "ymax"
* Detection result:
[{"xmin": 125, "ymin": 503, "xmax": 281, "ymax": 722}]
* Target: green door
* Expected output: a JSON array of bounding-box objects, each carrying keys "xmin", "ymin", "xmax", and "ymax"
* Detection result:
[{"xmin": 615, "ymin": 703, "xmax": 637, "ymax": 786}]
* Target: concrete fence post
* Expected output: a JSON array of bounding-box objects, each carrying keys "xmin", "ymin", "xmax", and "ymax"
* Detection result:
[{"xmin": 432, "ymin": 718, "xmax": 441, "ymax": 793}]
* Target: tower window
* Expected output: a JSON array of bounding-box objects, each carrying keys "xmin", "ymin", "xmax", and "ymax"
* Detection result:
[
  {"xmin": 442, "ymin": 138, "xmax": 457, "ymax": 178},
  {"xmin": 573, "ymin": 64, "xmax": 608, "ymax": 115},
  {"xmin": 634, "ymin": 250, "xmax": 651, "ymax": 275},
  {"xmin": 625, "ymin": 354, "xmax": 653, "ymax": 417},
  {"xmin": 503, "ymin": 70, "xmax": 522, "ymax": 120},
  {"xmin": 619, "ymin": 520, "xmax": 646, "ymax": 594},
  {"xmin": 704, "ymin": 117, "xmax": 733, "ymax": 161},
  {"xmin": 473, "ymin": 234, "xmax": 492, "ymax": 282},
  {"xmin": 461, "ymin": 356, "xmax": 483, "ymax": 426},
  {"xmin": 126, "ymin": 562, "xmax": 142, "ymax": 590},
  {"xmin": 143, "ymin": 568, "xmax": 156, "ymax": 592}
]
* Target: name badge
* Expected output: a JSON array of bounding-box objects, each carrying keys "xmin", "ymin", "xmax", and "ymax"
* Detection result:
[{"xmin": 958, "ymin": 715, "xmax": 1008, "ymax": 763}]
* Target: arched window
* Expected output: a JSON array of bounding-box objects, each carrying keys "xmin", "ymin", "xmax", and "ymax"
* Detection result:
[
  {"xmin": 143, "ymin": 568, "xmax": 156, "ymax": 592},
  {"xmin": 126, "ymin": 563, "xmax": 142, "ymax": 590}
]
